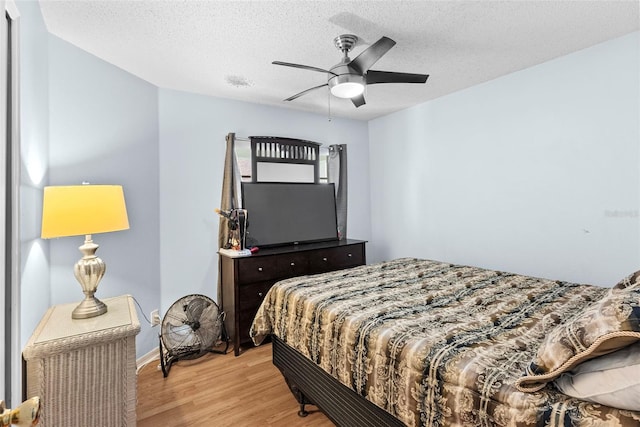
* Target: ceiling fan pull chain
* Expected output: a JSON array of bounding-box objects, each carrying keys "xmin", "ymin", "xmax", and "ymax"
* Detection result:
[{"xmin": 328, "ymin": 89, "xmax": 332, "ymax": 122}]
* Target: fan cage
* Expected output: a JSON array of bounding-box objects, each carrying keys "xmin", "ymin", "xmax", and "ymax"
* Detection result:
[{"xmin": 159, "ymin": 294, "xmax": 229, "ymax": 377}]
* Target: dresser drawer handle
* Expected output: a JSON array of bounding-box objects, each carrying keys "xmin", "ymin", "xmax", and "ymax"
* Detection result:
[
  {"xmin": 290, "ymin": 262, "xmax": 295, "ymax": 266},
  {"xmin": 348, "ymin": 253, "xmax": 352, "ymax": 257},
  {"xmin": 258, "ymin": 267, "xmax": 263, "ymax": 272},
  {"xmin": 322, "ymin": 257, "xmax": 328, "ymax": 262},
  {"xmin": 258, "ymin": 292, "xmax": 263, "ymax": 297}
]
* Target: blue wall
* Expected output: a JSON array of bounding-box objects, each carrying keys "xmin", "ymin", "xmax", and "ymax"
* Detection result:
[
  {"xmin": 19, "ymin": 0, "xmax": 162, "ymax": 355},
  {"xmin": 158, "ymin": 90, "xmax": 370, "ymax": 312},
  {"xmin": 19, "ymin": 0, "xmax": 50, "ymax": 348},
  {"xmin": 368, "ymin": 32, "xmax": 640, "ymax": 287},
  {"xmin": 47, "ymin": 34, "xmax": 161, "ymax": 354}
]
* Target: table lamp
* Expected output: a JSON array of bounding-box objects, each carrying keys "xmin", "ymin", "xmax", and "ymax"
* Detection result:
[{"xmin": 41, "ymin": 184, "xmax": 129, "ymax": 319}]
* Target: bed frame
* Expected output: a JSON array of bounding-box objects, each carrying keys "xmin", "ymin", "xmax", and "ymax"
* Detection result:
[{"xmin": 272, "ymin": 335, "xmax": 405, "ymax": 427}]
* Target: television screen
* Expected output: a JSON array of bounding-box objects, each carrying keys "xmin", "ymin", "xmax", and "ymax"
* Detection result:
[{"xmin": 241, "ymin": 182, "xmax": 338, "ymax": 247}]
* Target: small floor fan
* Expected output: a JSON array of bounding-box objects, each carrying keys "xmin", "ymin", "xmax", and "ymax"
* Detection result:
[{"xmin": 159, "ymin": 294, "xmax": 229, "ymax": 377}]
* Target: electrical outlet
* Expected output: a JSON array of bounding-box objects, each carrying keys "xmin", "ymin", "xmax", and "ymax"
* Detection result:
[{"xmin": 150, "ymin": 309, "xmax": 161, "ymax": 327}]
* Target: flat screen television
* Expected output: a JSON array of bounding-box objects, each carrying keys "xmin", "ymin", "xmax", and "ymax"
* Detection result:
[{"xmin": 241, "ymin": 182, "xmax": 338, "ymax": 248}]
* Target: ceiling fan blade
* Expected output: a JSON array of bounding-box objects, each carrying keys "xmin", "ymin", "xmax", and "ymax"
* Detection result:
[
  {"xmin": 273, "ymin": 61, "xmax": 338, "ymax": 77},
  {"xmin": 349, "ymin": 36, "xmax": 396, "ymax": 74},
  {"xmin": 366, "ymin": 70, "xmax": 429, "ymax": 85},
  {"xmin": 351, "ymin": 94, "xmax": 366, "ymax": 108},
  {"xmin": 284, "ymin": 83, "xmax": 328, "ymax": 101}
]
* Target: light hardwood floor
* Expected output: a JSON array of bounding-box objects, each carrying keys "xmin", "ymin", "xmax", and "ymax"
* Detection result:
[{"xmin": 136, "ymin": 343, "xmax": 334, "ymax": 426}]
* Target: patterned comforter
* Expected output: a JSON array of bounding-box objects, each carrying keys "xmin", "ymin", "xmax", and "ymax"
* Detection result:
[{"xmin": 250, "ymin": 258, "xmax": 640, "ymax": 426}]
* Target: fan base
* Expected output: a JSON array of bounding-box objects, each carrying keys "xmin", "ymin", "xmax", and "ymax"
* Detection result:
[{"xmin": 159, "ymin": 339, "xmax": 230, "ymax": 378}]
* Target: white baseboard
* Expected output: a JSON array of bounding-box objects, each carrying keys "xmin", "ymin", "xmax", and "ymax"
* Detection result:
[{"xmin": 136, "ymin": 347, "xmax": 160, "ymax": 374}]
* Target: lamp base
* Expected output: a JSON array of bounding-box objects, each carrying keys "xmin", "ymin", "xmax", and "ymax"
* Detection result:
[
  {"xmin": 72, "ymin": 235, "xmax": 108, "ymax": 319},
  {"xmin": 72, "ymin": 296, "xmax": 108, "ymax": 319}
]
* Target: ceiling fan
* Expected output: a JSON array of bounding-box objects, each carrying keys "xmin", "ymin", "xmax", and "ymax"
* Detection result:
[{"xmin": 273, "ymin": 34, "xmax": 429, "ymax": 108}]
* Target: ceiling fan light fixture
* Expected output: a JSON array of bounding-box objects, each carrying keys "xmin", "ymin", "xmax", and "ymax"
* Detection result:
[
  {"xmin": 331, "ymin": 81, "xmax": 364, "ymax": 98},
  {"xmin": 329, "ymin": 74, "xmax": 365, "ymax": 98}
]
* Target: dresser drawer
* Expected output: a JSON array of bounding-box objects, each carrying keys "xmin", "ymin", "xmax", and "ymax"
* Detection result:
[
  {"xmin": 238, "ymin": 281, "xmax": 274, "ymax": 309},
  {"xmin": 237, "ymin": 256, "xmax": 279, "ymax": 284},
  {"xmin": 237, "ymin": 281, "xmax": 274, "ymax": 344},
  {"xmin": 276, "ymin": 253, "xmax": 308, "ymax": 278},
  {"xmin": 238, "ymin": 253, "xmax": 310, "ymax": 284},
  {"xmin": 309, "ymin": 244, "xmax": 364, "ymax": 273}
]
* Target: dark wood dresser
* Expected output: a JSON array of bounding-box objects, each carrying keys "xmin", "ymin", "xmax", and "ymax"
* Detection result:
[{"xmin": 219, "ymin": 239, "xmax": 366, "ymax": 356}]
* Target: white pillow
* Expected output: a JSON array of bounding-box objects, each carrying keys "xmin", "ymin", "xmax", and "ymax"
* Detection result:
[{"xmin": 554, "ymin": 341, "xmax": 640, "ymax": 411}]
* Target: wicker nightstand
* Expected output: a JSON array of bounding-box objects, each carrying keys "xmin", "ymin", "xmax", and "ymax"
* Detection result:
[{"xmin": 22, "ymin": 295, "xmax": 140, "ymax": 427}]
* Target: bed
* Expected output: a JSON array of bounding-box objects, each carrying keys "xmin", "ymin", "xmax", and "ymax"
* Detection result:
[{"xmin": 250, "ymin": 258, "xmax": 640, "ymax": 426}]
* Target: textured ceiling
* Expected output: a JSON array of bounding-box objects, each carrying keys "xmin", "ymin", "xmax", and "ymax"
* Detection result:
[{"xmin": 39, "ymin": 0, "xmax": 639, "ymax": 121}]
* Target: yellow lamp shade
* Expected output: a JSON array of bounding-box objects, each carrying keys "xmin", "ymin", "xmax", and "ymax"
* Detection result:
[{"xmin": 41, "ymin": 185, "xmax": 129, "ymax": 239}]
